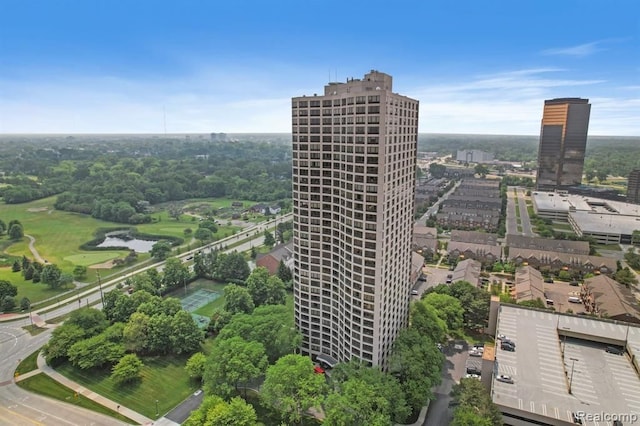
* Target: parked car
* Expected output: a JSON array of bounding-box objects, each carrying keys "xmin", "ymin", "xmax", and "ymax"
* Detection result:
[
  {"xmin": 605, "ymin": 346, "xmax": 624, "ymax": 355},
  {"xmin": 496, "ymin": 375, "xmax": 514, "ymax": 384},
  {"xmin": 411, "ymin": 289, "xmax": 419, "ymax": 296},
  {"xmin": 501, "ymin": 343, "xmax": 515, "ymax": 352},
  {"xmin": 469, "ymin": 350, "xmax": 482, "ymax": 357},
  {"xmin": 544, "ymin": 278, "xmax": 554, "ymax": 283}
]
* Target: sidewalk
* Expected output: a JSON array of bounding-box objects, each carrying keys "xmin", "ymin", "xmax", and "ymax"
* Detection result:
[{"xmin": 33, "ymin": 351, "xmax": 154, "ymax": 425}]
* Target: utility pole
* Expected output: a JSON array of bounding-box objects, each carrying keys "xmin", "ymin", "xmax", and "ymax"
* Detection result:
[
  {"xmin": 97, "ymin": 270, "xmax": 104, "ymax": 306},
  {"xmin": 568, "ymin": 357, "xmax": 578, "ymax": 394}
]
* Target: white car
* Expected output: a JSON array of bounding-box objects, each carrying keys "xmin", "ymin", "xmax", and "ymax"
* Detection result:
[
  {"xmin": 496, "ymin": 375, "xmax": 514, "ymax": 384},
  {"xmin": 465, "ymin": 373, "xmax": 480, "ymax": 380}
]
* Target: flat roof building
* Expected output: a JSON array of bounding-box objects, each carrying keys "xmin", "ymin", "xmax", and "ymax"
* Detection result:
[
  {"xmin": 292, "ymin": 71, "xmax": 418, "ymax": 367},
  {"xmin": 628, "ymin": 169, "xmax": 640, "ymax": 205},
  {"xmin": 491, "ymin": 304, "xmax": 640, "ymax": 425},
  {"xmin": 536, "ymin": 98, "xmax": 591, "ymax": 191}
]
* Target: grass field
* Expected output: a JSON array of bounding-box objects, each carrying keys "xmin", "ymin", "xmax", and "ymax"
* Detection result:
[
  {"xmin": 16, "ymin": 373, "xmax": 134, "ymax": 423},
  {"xmin": 55, "ymin": 354, "xmax": 199, "ymax": 419},
  {"xmin": 63, "ymin": 252, "xmax": 121, "ymax": 266},
  {"xmin": 15, "ymin": 349, "xmax": 40, "ymax": 375},
  {"xmin": 0, "ymin": 267, "xmax": 71, "ymax": 304}
]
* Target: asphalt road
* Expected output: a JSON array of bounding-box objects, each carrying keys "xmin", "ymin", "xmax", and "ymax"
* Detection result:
[
  {"xmin": 423, "ymin": 340, "xmax": 469, "ymax": 426},
  {"xmin": 0, "ymin": 215, "xmax": 289, "ymax": 425}
]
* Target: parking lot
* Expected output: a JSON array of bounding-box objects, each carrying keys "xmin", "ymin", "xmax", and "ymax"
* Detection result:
[{"xmin": 542, "ymin": 280, "xmax": 587, "ymax": 314}]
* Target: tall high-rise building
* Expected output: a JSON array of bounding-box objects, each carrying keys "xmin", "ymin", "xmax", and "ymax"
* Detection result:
[
  {"xmin": 291, "ymin": 71, "xmax": 418, "ymax": 367},
  {"xmin": 628, "ymin": 169, "xmax": 640, "ymax": 204},
  {"xmin": 535, "ymin": 98, "xmax": 591, "ymax": 191}
]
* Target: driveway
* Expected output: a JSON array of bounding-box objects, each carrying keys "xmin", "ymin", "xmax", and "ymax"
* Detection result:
[{"xmin": 423, "ymin": 340, "xmax": 469, "ymax": 425}]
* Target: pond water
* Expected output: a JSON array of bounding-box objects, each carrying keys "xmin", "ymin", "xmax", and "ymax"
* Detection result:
[{"xmin": 96, "ymin": 236, "xmax": 157, "ymax": 253}]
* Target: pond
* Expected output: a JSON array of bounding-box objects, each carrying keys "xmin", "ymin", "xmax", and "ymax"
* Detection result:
[{"xmin": 96, "ymin": 235, "xmax": 157, "ymax": 253}]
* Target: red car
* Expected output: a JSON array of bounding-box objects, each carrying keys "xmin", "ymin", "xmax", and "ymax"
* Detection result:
[{"xmin": 313, "ymin": 365, "xmax": 325, "ymax": 374}]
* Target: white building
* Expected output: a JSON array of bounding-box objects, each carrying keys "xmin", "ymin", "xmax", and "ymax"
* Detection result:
[{"xmin": 291, "ymin": 70, "xmax": 419, "ymax": 367}]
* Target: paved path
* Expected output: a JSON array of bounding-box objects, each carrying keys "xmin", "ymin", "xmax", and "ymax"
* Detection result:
[
  {"xmin": 24, "ymin": 234, "xmax": 45, "ymax": 264},
  {"xmin": 30, "ymin": 352, "xmax": 154, "ymax": 425}
]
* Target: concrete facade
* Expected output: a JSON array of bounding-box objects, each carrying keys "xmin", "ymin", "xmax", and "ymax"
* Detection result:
[{"xmin": 292, "ymin": 71, "xmax": 418, "ymax": 367}]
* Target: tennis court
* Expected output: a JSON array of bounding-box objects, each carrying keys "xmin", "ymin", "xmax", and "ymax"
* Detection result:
[{"xmin": 179, "ymin": 288, "xmax": 220, "ymax": 329}]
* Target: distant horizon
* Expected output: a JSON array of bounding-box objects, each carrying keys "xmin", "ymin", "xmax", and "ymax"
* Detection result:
[
  {"xmin": 1, "ymin": 1, "xmax": 638, "ymax": 135},
  {"xmin": 1, "ymin": 132, "xmax": 639, "ymax": 138}
]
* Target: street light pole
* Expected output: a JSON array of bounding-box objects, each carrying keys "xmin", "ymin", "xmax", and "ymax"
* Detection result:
[
  {"xmin": 568, "ymin": 357, "xmax": 578, "ymax": 394},
  {"xmin": 97, "ymin": 271, "xmax": 104, "ymax": 306},
  {"xmin": 28, "ymin": 301, "xmax": 33, "ymax": 327},
  {"xmin": 155, "ymin": 399, "xmax": 159, "ymax": 417}
]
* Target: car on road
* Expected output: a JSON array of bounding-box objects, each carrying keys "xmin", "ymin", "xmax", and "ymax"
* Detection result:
[
  {"xmin": 544, "ymin": 277, "xmax": 554, "ymax": 283},
  {"xmin": 465, "ymin": 373, "xmax": 480, "ymax": 380},
  {"xmin": 496, "ymin": 375, "xmax": 514, "ymax": 384},
  {"xmin": 469, "ymin": 350, "xmax": 482, "ymax": 357}
]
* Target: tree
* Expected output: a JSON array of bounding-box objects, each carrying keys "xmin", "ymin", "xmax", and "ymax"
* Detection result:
[
  {"xmin": 474, "ymin": 164, "xmax": 489, "ymax": 177},
  {"xmin": 389, "ymin": 328, "xmax": 444, "ymax": 410},
  {"xmin": 260, "ymin": 354, "xmax": 328, "ymax": 425},
  {"xmin": 59, "ymin": 273, "xmax": 74, "ymax": 288},
  {"xmin": 429, "ymin": 163, "xmax": 446, "ymax": 178},
  {"xmin": 20, "ymin": 297, "xmax": 30, "ymax": 311},
  {"xmin": 263, "ymin": 230, "xmax": 276, "ymax": 248},
  {"xmin": 72, "ymin": 265, "xmax": 88, "ymax": 280},
  {"xmin": 43, "ymin": 324, "xmax": 85, "ymax": 363},
  {"xmin": 40, "ymin": 264, "xmax": 62, "ymax": 289},
  {"xmin": 123, "ymin": 312, "xmax": 150, "ymax": 353},
  {"xmin": 277, "ymin": 260, "xmax": 292, "ymax": 284},
  {"xmin": 167, "ymin": 204, "xmax": 183, "ymax": 221},
  {"xmin": 198, "ymin": 220, "xmax": 218, "ymax": 233},
  {"xmin": 246, "ymin": 267, "xmax": 270, "ymax": 306},
  {"xmin": 146, "ymin": 313, "xmax": 174, "ymax": 354},
  {"xmin": 422, "ymin": 292, "xmax": 464, "ymax": 332},
  {"xmin": 8, "ymin": 223, "xmax": 24, "ymax": 240},
  {"xmin": 324, "ymin": 379, "xmax": 394, "ymax": 426},
  {"xmin": 615, "ymin": 267, "xmax": 638, "ymax": 287},
  {"xmin": 264, "ymin": 275, "xmax": 287, "ymax": 306},
  {"xmin": 67, "ymin": 334, "xmax": 125, "ymax": 369},
  {"xmin": 194, "ymin": 227, "xmax": 213, "ymax": 243},
  {"xmin": 67, "ymin": 307, "xmax": 109, "ymax": 337},
  {"xmin": 596, "ymin": 169, "xmax": 608, "ymax": 183},
  {"xmin": 185, "ymin": 352, "xmax": 207, "ymax": 381},
  {"xmin": 11, "ymin": 260, "xmax": 21, "ymax": 272},
  {"xmin": 183, "ymin": 396, "xmax": 257, "ymax": 426},
  {"xmin": 328, "ymin": 359, "xmax": 410, "ymax": 424},
  {"xmin": 162, "ymin": 257, "xmax": 190, "ymax": 290},
  {"xmin": 411, "ymin": 301, "xmax": 448, "ymax": 343},
  {"xmin": 219, "ymin": 305, "xmax": 300, "ymax": 363},
  {"xmin": 224, "ymin": 284, "xmax": 255, "ymax": 315},
  {"xmin": 214, "ymin": 252, "xmax": 250, "ymax": 283},
  {"xmin": 111, "ymin": 354, "xmax": 144, "ymax": 385},
  {"xmin": 169, "ymin": 310, "xmax": 204, "ymax": 355},
  {"xmin": 0, "ymin": 280, "xmax": 18, "ymax": 300},
  {"xmin": 203, "ymin": 336, "xmax": 268, "ymax": 398},
  {"xmin": 150, "ymin": 240, "xmax": 172, "ymax": 260},
  {"xmin": 1, "ymin": 296, "xmax": 15, "ymax": 311},
  {"xmin": 451, "ymin": 378, "xmax": 502, "ymax": 426}
]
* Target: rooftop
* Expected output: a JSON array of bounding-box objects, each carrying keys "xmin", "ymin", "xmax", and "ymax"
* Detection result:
[{"xmin": 493, "ymin": 305, "xmax": 640, "ymax": 425}]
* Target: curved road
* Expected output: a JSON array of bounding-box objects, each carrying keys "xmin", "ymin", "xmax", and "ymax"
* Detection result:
[{"xmin": 0, "ymin": 215, "xmax": 290, "ymax": 425}]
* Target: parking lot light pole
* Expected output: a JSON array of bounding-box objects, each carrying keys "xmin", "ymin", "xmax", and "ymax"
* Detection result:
[{"xmin": 568, "ymin": 357, "xmax": 578, "ymax": 394}]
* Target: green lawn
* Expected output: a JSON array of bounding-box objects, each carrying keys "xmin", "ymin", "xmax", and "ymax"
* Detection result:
[
  {"xmin": 63, "ymin": 252, "xmax": 121, "ymax": 266},
  {"xmin": 552, "ymin": 222, "xmax": 573, "ymax": 230},
  {"xmin": 594, "ymin": 244, "xmax": 622, "ymax": 251},
  {"xmin": 55, "ymin": 354, "xmax": 200, "ymax": 419},
  {"xmin": 0, "ymin": 266, "xmax": 73, "ymax": 305},
  {"xmin": 15, "ymin": 349, "xmax": 40, "ymax": 375},
  {"xmin": 16, "ymin": 373, "xmax": 134, "ymax": 423},
  {"xmin": 0, "ymin": 196, "xmax": 129, "ymax": 270}
]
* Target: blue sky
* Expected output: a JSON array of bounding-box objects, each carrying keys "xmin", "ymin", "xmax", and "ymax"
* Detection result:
[{"xmin": 1, "ymin": 0, "xmax": 638, "ymax": 135}]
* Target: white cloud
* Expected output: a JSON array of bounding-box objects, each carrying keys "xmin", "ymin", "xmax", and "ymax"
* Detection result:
[
  {"xmin": 0, "ymin": 67, "xmax": 638, "ymax": 136},
  {"xmin": 541, "ymin": 41, "xmax": 603, "ymax": 57}
]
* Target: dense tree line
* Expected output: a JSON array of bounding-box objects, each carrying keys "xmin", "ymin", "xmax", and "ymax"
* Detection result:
[
  {"xmin": 0, "ymin": 137, "xmax": 292, "ymax": 224},
  {"xmin": 44, "ymin": 293, "xmax": 203, "ymax": 383}
]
